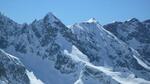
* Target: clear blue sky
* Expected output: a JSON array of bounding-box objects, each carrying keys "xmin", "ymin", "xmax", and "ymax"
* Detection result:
[{"xmin": 0, "ymin": 0, "xmax": 150, "ymax": 25}]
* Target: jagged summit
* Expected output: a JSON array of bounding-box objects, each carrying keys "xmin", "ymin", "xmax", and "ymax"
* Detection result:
[
  {"xmin": 104, "ymin": 18, "xmax": 150, "ymax": 67},
  {"xmin": 45, "ymin": 12, "xmax": 56, "ymax": 19},
  {"xmin": 1, "ymin": 12, "xmax": 150, "ymax": 84},
  {"xmin": 70, "ymin": 19, "xmax": 102, "ymax": 32},
  {"xmin": 43, "ymin": 12, "xmax": 60, "ymax": 23},
  {"xmin": 86, "ymin": 18, "xmax": 98, "ymax": 23},
  {"xmin": 128, "ymin": 18, "xmax": 139, "ymax": 22},
  {"xmin": 31, "ymin": 12, "xmax": 67, "ymax": 33},
  {"xmin": 0, "ymin": 12, "xmax": 18, "ymax": 26}
]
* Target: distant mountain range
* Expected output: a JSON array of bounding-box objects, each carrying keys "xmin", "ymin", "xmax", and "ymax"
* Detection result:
[{"xmin": 0, "ymin": 12, "xmax": 150, "ymax": 84}]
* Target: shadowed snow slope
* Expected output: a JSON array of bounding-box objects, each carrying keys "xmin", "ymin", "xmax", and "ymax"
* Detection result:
[
  {"xmin": 0, "ymin": 12, "xmax": 150, "ymax": 84},
  {"xmin": 104, "ymin": 19, "xmax": 150, "ymax": 66}
]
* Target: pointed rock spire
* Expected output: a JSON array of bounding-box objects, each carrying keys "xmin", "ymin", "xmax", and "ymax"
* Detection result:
[
  {"xmin": 43, "ymin": 12, "xmax": 60, "ymax": 23},
  {"xmin": 129, "ymin": 18, "xmax": 139, "ymax": 22}
]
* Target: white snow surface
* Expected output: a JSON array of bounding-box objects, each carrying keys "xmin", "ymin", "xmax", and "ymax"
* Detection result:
[
  {"xmin": 26, "ymin": 71, "xmax": 44, "ymax": 84},
  {"xmin": 133, "ymin": 55, "xmax": 150, "ymax": 70},
  {"xmin": 86, "ymin": 18, "xmax": 97, "ymax": 23},
  {"xmin": 64, "ymin": 44, "xmax": 150, "ymax": 84},
  {"xmin": 69, "ymin": 21, "xmax": 150, "ymax": 84},
  {"xmin": 1, "ymin": 13, "xmax": 150, "ymax": 84}
]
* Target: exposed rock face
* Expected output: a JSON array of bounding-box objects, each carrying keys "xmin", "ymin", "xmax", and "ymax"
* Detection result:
[
  {"xmin": 104, "ymin": 18, "xmax": 150, "ymax": 66},
  {"xmin": 0, "ymin": 12, "xmax": 150, "ymax": 84},
  {"xmin": 69, "ymin": 20, "xmax": 150, "ymax": 80},
  {"xmin": 0, "ymin": 49, "xmax": 30, "ymax": 84}
]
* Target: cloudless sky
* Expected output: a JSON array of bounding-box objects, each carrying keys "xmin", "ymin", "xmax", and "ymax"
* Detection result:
[{"xmin": 0, "ymin": 0, "xmax": 150, "ymax": 25}]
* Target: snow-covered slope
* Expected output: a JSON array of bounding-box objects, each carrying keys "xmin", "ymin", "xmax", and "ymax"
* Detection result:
[
  {"xmin": 104, "ymin": 18, "xmax": 150, "ymax": 66},
  {"xmin": 0, "ymin": 49, "xmax": 44, "ymax": 84},
  {"xmin": 0, "ymin": 12, "xmax": 150, "ymax": 84},
  {"xmin": 68, "ymin": 19, "xmax": 150, "ymax": 80}
]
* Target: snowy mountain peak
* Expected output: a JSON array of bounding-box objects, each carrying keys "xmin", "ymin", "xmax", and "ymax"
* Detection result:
[
  {"xmin": 128, "ymin": 18, "xmax": 139, "ymax": 22},
  {"xmin": 1, "ymin": 12, "xmax": 150, "ymax": 84},
  {"xmin": 45, "ymin": 12, "xmax": 55, "ymax": 18},
  {"xmin": 43, "ymin": 12, "xmax": 60, "ymax": 23},
  {"xmin": 70, "ymin": 18, "xmax": 103, "ymax": 33},
  {"xmin": 86, "ymin": 18, "xmax": 98, "ymax": 23}
]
